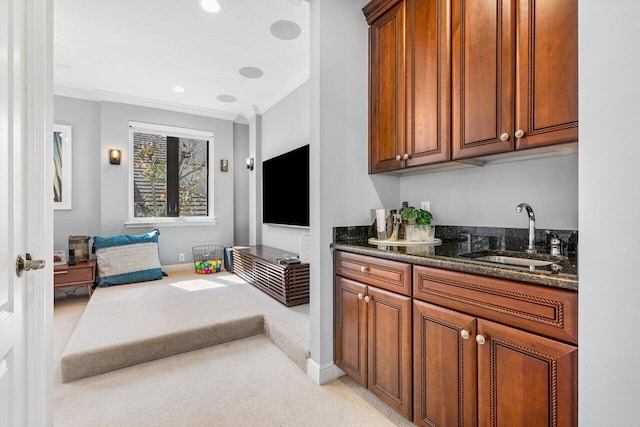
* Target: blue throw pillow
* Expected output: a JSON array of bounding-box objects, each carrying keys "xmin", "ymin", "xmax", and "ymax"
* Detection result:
[{"xmin": 93, "ymin": 230, "xmax": 163, "ymax": 287}]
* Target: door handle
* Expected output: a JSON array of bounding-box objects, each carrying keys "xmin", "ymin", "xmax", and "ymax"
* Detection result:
[{"xmin": 16, "ymin": 253, "xmax": 46, "ymax": 277}]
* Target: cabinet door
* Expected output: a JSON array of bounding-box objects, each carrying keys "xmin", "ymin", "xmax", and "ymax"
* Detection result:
[
  {"xmin": 452, "ymin": 0, "xmax": 515, "ymax": 160},
  {"xmin": 413, "ymin": 300, "xmax": 477, "ymax": 427},
  {"xmin": 369, "ymin": 1, "xmax": 406, "ymax": 173},
  {"xmin": 405, "ymin": 0, "xmax": 451, "ymax": 166},
  {"xmin": 477, "ymin": 319, "xmax": 577, "ymax": 427},
  {"xmin": 367, "ymin": 286, "xmax": 413, "ymax": 419},
  {"xmin": 514, "ymin": 0, "xmax": 578, "ymax": 150},
  {"xmin": 334, "ymin": 277, "xmax": 368, "ymax": 387}
]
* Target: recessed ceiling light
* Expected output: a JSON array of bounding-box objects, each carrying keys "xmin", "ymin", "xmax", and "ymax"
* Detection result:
[
  {"xmin": 199, "ymin": 0, "xmax": 223, "ymax": 13},
  {"xmin": 173, "ymin": 86, "xmax": 186, "ymax": 93},
  {"xmin": 216, "ymin": 95, "xmax": 237, "ymax": 103},
  {"xmin": 270, "ymin": 20, "xmax": 302, "ymax": 41},
  {"xmin": 239, "ymin": 66, "xmax": 264, "ymax": 79}
]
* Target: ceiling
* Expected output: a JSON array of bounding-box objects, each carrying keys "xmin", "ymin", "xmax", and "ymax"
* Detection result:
[{"xmin": 53, "ymin": 0, "xmax": 310, "ymax": 123}]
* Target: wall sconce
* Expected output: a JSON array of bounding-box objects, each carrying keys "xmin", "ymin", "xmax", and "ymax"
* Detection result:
[
  {"xmin": 246, "ymin": 157, "xmax": 254, "ymax": 171},
  {"xmin": 109, "ymin": 149, "xmax": 121, "ymax": 165},
  {"xmin": 220, "ymin": 159, "xmax": 229, "ymax": 172}
]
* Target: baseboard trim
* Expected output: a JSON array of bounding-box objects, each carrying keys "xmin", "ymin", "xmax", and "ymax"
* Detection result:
[{"xmin": 307, "ymin": 359, "xmax": 345, "ymax": 385}]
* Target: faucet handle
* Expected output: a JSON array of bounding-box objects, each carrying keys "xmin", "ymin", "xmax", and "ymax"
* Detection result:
[
  {"xmin": 546, "ymin": 230, "xmax": 566, "ymax": 256},
  {"xmin": 545, "ymin": 229, "xmax": 559, "ymax": 239}
]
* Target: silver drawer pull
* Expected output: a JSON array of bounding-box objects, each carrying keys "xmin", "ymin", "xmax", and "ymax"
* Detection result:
[
  {"xmin": 460, "ymin": 329, "xmax": 470, "ymax": 340},
  {"xmin": 54, "ymin": 271, "xmax": 68, "ymax": 275}
]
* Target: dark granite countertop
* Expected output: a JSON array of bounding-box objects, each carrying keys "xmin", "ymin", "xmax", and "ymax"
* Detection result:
[{"xmin": 332, "ymin": 225, "xmax": 578, "ymax": 291}]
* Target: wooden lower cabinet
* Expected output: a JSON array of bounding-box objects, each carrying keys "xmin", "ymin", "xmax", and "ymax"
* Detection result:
[
  {"xmin": 335, "ymin": 251, "xmax": 578, "ymax": 425},
  {"xmin": 335, "ymin": 276, "xmax": 413, "ymax": 419},
  {"xmin": 413, "ymin": 300, "xmax": 477, "ymax": 426},
  {"xmin": 477, "ymin": 319, "xmax": 578, "ymax": 427},
  {"xmin": 413, "ymin": 299, "xmax": 578, "ymax": 427}
]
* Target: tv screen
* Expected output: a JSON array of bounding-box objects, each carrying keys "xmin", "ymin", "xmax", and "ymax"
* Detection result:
[{"xmin": 262, "ymin": 145, "xmax": 309, "ymax": 227}]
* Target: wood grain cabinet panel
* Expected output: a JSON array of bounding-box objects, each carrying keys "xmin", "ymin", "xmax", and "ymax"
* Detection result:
[
  {"xmin": 335, "ymin": 250, "xmax": 412, "ymax": 296},
  {"xmin": 367, "ymin": 0, "xmax": 406, "ymax": 173},
  {"xmin": 413, "ymin": 264, "xmax": 578, "ymax": 344},
  {"xmin": 406, "ymin": 0, "xmax": 451, "ymax": 166},
  {"xmin": 477, "ymin": 319, "xmax": 578, "ymax": 427},
  {"xmin": 335, "ymin": 276, "xmax": 368, "ymax": 387},
  {"xmin": 413, "ymin": 300, "xmax": 477, "ymax": 427},
  {"xmin": 413, "ymin": 301, "xmax": 577, "ymax": 427},
  {"xmin": 367, "ymin": 286, "xmax": 412, "ymax": 419},
  {"xmin": 451, "ymin": 0, "xmax": 514, "ymax": 159},
  {"xmin": 514, "ymin": 0, "xmax": 578, "ymax": 150}
]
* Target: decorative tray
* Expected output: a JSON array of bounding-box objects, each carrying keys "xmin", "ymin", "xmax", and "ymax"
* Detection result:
[{"xmin": 367, "ymin": 238, "xmax": 442, "ymax": 246}]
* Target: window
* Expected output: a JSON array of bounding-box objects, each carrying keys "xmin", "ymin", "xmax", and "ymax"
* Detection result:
[{"xmin": 129, "ymin": 122, "xmax": 214, "ymax": 223}]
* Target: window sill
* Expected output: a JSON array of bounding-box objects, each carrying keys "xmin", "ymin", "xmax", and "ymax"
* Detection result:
[{"xmin": 124, "ymin": 218, "xmax": 218, "ymax": 228}]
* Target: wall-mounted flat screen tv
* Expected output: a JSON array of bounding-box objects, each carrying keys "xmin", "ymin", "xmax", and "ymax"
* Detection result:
[{"xmin": 262, "ymin": 144, "xmax": 309, "ymax": 227}]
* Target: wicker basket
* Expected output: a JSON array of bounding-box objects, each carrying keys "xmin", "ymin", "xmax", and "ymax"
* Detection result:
[{"xmin": 192, "ymin": 245, "xmax": 224, "ymax": 274}]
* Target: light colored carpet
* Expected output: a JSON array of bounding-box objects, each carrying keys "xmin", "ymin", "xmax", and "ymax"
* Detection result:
[
  {"xmin": 60, "ymin": 271, "xmax": 310, "ymax": 382},
  {"xmin": 54, "ymin": 286, "xmax": 415, "ymax": 427}
]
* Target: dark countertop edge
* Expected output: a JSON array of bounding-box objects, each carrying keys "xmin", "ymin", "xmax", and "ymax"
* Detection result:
[{"xmin": 331, "ymin": 243, "xmax": 579, "ymax": 292}]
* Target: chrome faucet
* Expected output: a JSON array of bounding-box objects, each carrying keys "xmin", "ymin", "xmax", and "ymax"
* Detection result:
[{"xmin": 516, "ymin": 203, "xmax": 536, "ymax": 253}]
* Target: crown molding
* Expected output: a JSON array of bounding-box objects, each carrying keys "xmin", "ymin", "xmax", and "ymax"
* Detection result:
[
  {"xmin": 243, "ymin": 69, "xmax": 310, "ymax": 120},
  {"xmin": 54, "ymin": 85, "xmax": 241, "ymax": 122}
]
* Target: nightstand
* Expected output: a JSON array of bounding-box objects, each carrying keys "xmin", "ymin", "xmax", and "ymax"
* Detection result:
[{"xmin": 54, "ymin": 259, "xmax": 97, "ymax": 296}]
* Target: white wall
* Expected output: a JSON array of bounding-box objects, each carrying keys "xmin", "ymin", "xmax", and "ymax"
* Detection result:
[
  {"xmin": 99, "ymin": 101, "xmax": 235, "ymax": 265},
  {"xmin": 53, "ymin": 96, "xmax": 101, "ymax": 251},
  {"xmin": 233, "ymin": 123, "xmax": 250, "ymax": 246},
  {"xmin": 399, "ymin": 154, "xmax": 578, "ymax": 230},
  {"xmin": 54, "ymin": 97, "xmax": 237, "ymax": 266},
  {"xmin": 579, "ymin": 1, "xmax": 640, "ymax": 424},
  {"xmin": 260, "ymin": 81, "xmax": 311, "ymax": 254},
  {"xmin": 309, "ymin": 0, "xmax": 399, "ymax": 376}
]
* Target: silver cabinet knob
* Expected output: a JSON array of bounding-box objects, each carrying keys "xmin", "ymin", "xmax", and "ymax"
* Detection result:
[
  {"xmin": 500, "ymin": 133, "xmax": 509, "ymax": 141},
  {"xmin": 357, "ymin": 293, "xmax": 363, "ymax": 300},
  {"xmin": 515, "ymin": 129, "xmax": 525, "ymax": 138},
  {"xmin": 360, "ymin": 266, "xmax": 369, "ymax": 273},
  {"xmin": 403, "ymin": 153, "xmax": 409, "ymax": 160},
  {"xmin": 476, "ymin": 335, "xmax": 486, "ymax": 345},
  {"xmin": 364, "ymin": 295, "xmax": 371, "ymax": 303},
  {"xmin": 460, "ymin": 329, "xmax": 470, "ymax": 340},
  {"xmin": 395, "ymin": 155, "xmax": 401, "ymax": 161}
]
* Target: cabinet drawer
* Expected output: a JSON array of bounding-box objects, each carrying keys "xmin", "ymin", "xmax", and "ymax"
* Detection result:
[
  {"xmin": 54, "ymin": 265, "xmax": 94, "ymax": 286},
  {"xmin": 413, "ymin": 265, "xmax": 577, "ymax": 344},
  {"xmin": 335, "ymin": 251, "xmax": 412, "ymax": 296}
]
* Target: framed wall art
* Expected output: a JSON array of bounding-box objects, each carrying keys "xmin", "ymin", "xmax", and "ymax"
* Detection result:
[{"xmin": 53, "ymin": 124, "xmax": 72, "ymax": 210}]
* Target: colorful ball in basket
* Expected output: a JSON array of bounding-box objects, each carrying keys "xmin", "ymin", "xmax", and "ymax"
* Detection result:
[{"xmin": 194, "ymin": 259, "xmax": 223, "ymax": 274}]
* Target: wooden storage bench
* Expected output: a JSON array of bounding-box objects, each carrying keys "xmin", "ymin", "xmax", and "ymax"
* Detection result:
[
  {"xmin": 54, "ymin": 259, "xmax": 97, "ymax": 296},
  {"xmin": 233, "ymin": 245, "xmax": 309, "ymax": 307}
]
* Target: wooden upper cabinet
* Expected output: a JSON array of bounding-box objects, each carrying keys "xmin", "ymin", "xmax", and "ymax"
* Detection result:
[
  {"xmin": 515, "ymin": 0, "xmax": 578, "ymax": 150},
  {"xmin": 367, "ymin": 0, "xmax": 406, "ymax": 173},
  {"xmin": 451, "ymin": 0, "xmax": 578, "ymax": 160},
  {"xmin": 451, "ymin": 0, "xmax": 515, "ymax": 160},
  {"xmin": 406, "ymin": 0, "xmax": 451, "ymax": 166}
]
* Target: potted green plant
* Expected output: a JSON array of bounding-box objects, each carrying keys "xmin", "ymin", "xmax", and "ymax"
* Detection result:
[
  {"xmin": 416, "ymin": 209, "xmax": 435, "ymax": 240},
  {"xmin": 401, "ymin": 207, "xmax": 420, "ymax": 241}
]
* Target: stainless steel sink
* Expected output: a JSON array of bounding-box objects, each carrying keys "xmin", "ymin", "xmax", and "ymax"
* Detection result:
[{"xmin": 459, "ymin": 250, "xmax": 567, "ymax": 268}]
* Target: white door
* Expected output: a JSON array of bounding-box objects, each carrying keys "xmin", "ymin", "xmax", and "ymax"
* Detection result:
[{"xmin": 0, "ymin": 0, "xmax": 53, "ymax": 425}]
